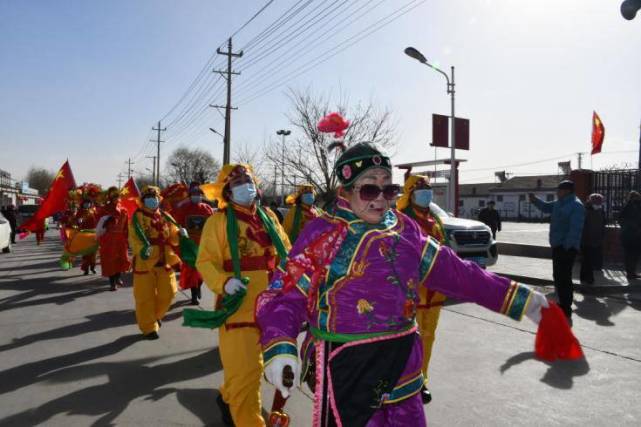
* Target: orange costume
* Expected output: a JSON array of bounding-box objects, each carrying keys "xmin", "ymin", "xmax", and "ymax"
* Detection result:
[
  {"xmin": 399, "ymin": 175, "xmax": 447, "ymax": 404},
  {"xmin": 72, "ymin": 203, "xmax": 99, "ymax": 274},
  {"xmin": 282, "ymin": 184, "xmax": 322, "ymax": 244},
  {"xmin": 98, "ymin": 187, "xmax": 131, "ymax": 290}
]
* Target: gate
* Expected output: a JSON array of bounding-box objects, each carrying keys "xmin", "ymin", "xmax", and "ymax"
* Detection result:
[{"xmin": 592, "ymin": 169, "xmax": 641, "ymax": 223}]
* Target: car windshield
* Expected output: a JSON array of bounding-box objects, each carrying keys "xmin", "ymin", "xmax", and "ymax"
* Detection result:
[{"xmin": 428, "ymin": 202, "xmax": 449, "ymax": 219}]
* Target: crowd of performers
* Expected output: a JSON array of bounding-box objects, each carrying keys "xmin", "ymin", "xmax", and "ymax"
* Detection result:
[{"xmin": 40, "ymin": 125, "xmax": 581, "ymax": 426}]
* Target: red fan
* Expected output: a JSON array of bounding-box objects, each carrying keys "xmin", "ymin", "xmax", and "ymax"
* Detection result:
[{"xmin": 317, "ymin": 112, "xmax": 350, "ymax": 138}]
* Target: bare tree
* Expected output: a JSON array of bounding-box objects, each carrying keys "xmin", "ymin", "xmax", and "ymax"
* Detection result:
[
  {"xmin": 165, "ymin": 146, "xmax": 221, "ymax": 184},
  {"xmin": 135, "ymin": 174, "xmax": 155, "ymax": 190},
  {"xmin": 25, "ymin": 167, "xmax": 55, "ymax": 195},
  {"xmin": 264, "ymin": 88, "xmax": 396, "ymax": 203}
]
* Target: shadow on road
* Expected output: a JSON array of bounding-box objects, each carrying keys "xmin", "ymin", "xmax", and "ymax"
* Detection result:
[
  {"xmin": 0, "ymin": 348, "xmax": 222, "ymax": 426},
  {"xmin": 500, "ymin": 351, "xmax": 590, "ymax": 389}
]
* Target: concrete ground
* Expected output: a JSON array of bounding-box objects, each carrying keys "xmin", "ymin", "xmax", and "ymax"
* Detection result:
[
  {"xmin": 1, "ymin": 231, "xmax": 640, "ymax": 426},
  {"xmin": 497, "ymin": 222, "xmax": 550, "ymax": 246}
]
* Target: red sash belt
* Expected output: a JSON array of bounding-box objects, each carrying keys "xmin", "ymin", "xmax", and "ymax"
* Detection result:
[{"xmin": 223, "ymin": 255, "xmax": 275, "ymax": 272}]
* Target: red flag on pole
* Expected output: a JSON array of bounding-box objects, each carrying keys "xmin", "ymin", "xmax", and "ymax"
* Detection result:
[
  {"xmin": 120, "ymin": 177, "xmax": 141, "ymax": 220},
  {"xmin": 591, "ymin": 111, "xmax": 605, "ymax": 155},
  {"xmin": 20, "ymin": 161, "xmax": 77, "ymax": 232}
]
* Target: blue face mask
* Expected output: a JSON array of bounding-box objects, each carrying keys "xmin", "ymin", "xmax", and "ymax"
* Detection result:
[
  {"xmin": 144, "ymin": 197, "xmax": 159, "ymax": 210},
  {"xmin": 301, "ymin": 193, "xmax": 315, "ymax": 206},
  {"xmin": 412, "ymin": 189, "xmax": 433, "ymax": 208},
  {"xmin": 231, "ymin": 183, "xmax": 257, "ymax": 206},
  {"xmin": 191, "ymin": 196, "xmax": 202, "ymax": 205}
]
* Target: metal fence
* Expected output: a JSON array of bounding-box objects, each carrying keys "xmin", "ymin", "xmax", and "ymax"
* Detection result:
[{"xmin": 592, "ymin": 169, "xmax": 641, "ymax": 223}]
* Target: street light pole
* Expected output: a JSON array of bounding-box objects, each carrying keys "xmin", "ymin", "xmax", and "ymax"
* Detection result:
[
  {"xmin": 404, "ymin": 47, "xmax": 457, "ymax": 215},
  {"xmin": 276, "ymin": 129, "xmax": 291, "ymax": 201}
]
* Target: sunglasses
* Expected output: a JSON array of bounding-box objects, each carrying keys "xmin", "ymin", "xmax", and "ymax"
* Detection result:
[{"xmin": 355, "ymin": 184, "xmax": 401, "ymax": 201}]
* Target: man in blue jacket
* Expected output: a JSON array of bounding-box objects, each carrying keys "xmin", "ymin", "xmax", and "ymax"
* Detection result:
[{"xmin": 529, "ymin": 180, "xmax": 585, "ymax": 324}]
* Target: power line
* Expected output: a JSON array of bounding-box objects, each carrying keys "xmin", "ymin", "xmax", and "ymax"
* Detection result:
[{"xmin": 237, "ymin": 0, "xmax": 427, "ymax": 105}]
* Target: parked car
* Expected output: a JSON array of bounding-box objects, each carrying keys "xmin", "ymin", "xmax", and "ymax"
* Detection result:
[
  {"xmin": 0, "ymin": 212, "xmax": 12, "ymax": 253},
  {"xmin": 429, "ymin": 202, "xmax": 498, "ymax": 267}
]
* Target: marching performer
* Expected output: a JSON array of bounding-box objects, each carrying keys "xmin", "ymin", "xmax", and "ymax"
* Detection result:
[
  {"xmin": 398, "ymin": 174, "xmax": 446, "ymax": 404},
  {"xmin": 196, "ymin": 164, "xmax": 290, "ymax": 427},
  {"xmin": 256, "ymin": 142, "xmax": 551, "ymax": 426},
  {"xmin": 173, "ymin": 183, "xmax": 214, "ymax": 305},
  {"xmin": 72, "ymin": 195, "xmax": 99, "ymax": 275},
  {"xmin": 282, "ymin": 184, "xmax": 322, "ymax": 243},
  {"xmin": 97, "ymin": 187, "xmax": 131, "ymax": 291},
  {"xmin": 128, "ymin": 185, "xmax": 181, "ymax": 339}
]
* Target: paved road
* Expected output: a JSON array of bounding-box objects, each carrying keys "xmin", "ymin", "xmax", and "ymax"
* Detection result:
[{"xmin": 1, "ymin": 232, "xmax": 640, "ymax": 426}]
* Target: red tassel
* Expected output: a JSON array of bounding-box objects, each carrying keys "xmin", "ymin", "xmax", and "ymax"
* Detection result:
[
  {"xmin": 535, "ymin": 302, "xmax": 584, "ymax": 362},
  {"xmin": 317, "ymin": 112, "xmax": 350, "ymax": 138}
]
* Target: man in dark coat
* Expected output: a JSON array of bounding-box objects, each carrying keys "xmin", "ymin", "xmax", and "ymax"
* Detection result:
[
  {"xmin": 619, "ymin": 191, "xmax": 641, "ymax": 280},
  {"xmin": 580, "ymin": 194, "xmax": 606, "ymax": 284},
  {"xmin": 478, "ymin": 201, "xmax": 502, "ymax": 239},
  {"xmin": 2, "ymin": 204, "xmax": 18, "ymax": 244}
]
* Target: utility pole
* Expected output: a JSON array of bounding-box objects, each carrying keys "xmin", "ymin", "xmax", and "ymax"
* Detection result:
[
  {"xmin": 276, "ymin": 129, "xmax": 291, "ymax": 198},
  {"xmin": 151, "ymin": 121, "xmax": 166, "ymax": 186},
  {"xmin": 146, "ymin": 156, "xmax": 157, "ymax": 184},
  {"xmin": 126, "ymin": 158, "xmax": 135, "ymax": 179},
  {"xmin": 116, "ymin": 173, "xmax": 125, "ymax": 188},
  {"xmin": 211, "ymin": 38, "xmax": 243, "ymax": 165}
]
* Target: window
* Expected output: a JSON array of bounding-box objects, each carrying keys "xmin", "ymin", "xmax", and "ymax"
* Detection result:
[
  {"xmin": 472, "ymin": 187, "xmax": 477, "ymax": 195},
  {"xmin": 519, "ymin": 195, "xmax": 526, "ymax": 201},
  {"xmin": 479, "ymin": 200, "xmax": 486, "ymax": 207},
  {"xmin": 459, "ymin": 200, "xmax": 464, "ymax": 206},
  {"xmin": 546, "ymin": 194, "xmax": 555, "ymax": 201},
  {"xmin": 497, "ymin": 195, "xmax": 503, "ymax": 202}
]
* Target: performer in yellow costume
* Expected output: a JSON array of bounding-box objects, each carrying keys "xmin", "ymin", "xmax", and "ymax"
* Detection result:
[
  {"xmin": 197, "ymin": 164, "xmax": 291, "ymax": 427},
  {"xmin": 398, "ymin": 175, "xmax": 446, "ymax": 404},
  {"xmin": 282, "ymin": 184, "xmax": 321, "ymax": 243},
  {"xmin": 128, "ymin": 185, "xmax": 181, "ymax": 340}
]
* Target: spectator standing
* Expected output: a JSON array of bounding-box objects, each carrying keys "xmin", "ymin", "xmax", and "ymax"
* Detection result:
[
  {"xmin": 1, "ymin": 204, "xmax": 17, "ymax": 244},
  {"xmin": 478, "ymin": 201, "xmax": 502, "ymax": 239},
  {"xmin": 580, "ymin": 194, "xmax": 606, "ymax": 284},
  {"xmin": 529, "ymin": 180, "xmax": 585, "ymax": 324},
  {"xmin": 618, "ymin": 191, "xmax": 641, "ymax": 280}
]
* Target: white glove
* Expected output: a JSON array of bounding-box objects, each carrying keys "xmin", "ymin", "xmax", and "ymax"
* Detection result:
[
  {"xmin": 224, "ymin": 278, "xmax": 246, "ymax": 295},
  {"xmin": 179, "ymin": 228, "xmax": 189, "ymax": 238},
  {"xmin": 525, "ymin": 291, "xmax": 550, "ymax": 324},
  {"xmin": 264, "ymin": 355, "xmax": 299, "ymax": 399}
]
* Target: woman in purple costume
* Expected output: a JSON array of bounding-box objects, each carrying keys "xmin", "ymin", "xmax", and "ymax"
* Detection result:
[{"xmin": 256, "ymin": 142, "xmax": 549, "ymax": 426}]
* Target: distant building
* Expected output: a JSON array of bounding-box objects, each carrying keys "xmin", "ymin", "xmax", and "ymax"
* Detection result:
[
  {"xmin": 459, "ymin": 174, "xmax": 567, "ymax": 221},
  {"xmin": 0, "ymin": 169, "xmax": 41, "ymax": 207}
]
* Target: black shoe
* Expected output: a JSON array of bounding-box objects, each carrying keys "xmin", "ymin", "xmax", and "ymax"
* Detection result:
[
  {"xmin": 90, "ymin": 267, "xmax": 97, "ymax": 274},
  {"xmin": 144, "ymin": 331, "xmax": 159, "ymax": 340},
  {"xmin": 110, "ymin": 284, "xmax": 117, "ymax": 292},
  {"xmin": 216, "ymin": 394, "xmax": 234, "ymax": 426},
  {"xmin": 190, "ymin": 299, "xmax": 199, "ymax": 305},
  {"xmin": 83, "ymin": 269, "xmax": 89, "ymax": 276},
  {"xmin": 421, "ymin": 385, "xmax": 432, "ymax": 404}
]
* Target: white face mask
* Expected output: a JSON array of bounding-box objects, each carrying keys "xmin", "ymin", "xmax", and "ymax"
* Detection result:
[{"xmin": 231, "ymin": 183, "xmax": 257, "ymax": 206}]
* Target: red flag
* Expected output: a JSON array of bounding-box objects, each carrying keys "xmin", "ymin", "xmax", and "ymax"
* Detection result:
[
  {"xmin": 20, "ymin": 161, "xmax": 76, "ymax": 232},
  {"xmin": 120, "ymin": 177, "xmax": 140, "ymax": 220},
  {"xmin": 591, "ymin": 111, "xmax": 605, "ymax": 155}
]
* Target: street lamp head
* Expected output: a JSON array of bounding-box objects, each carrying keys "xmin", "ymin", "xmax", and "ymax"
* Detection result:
[
  {"xmin": 621, "ymin": 0, "xmax": 641, "ymax": 20},
  {"xmin": 404, "ymin": 47, "xmax": 427, "ymax": 64},
  {"xmin": 277, "ymin": 129, "xmax": 292, "ymax": 136}
]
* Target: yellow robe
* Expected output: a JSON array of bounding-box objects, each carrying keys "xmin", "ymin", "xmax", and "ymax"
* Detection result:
[
  {"xmin": 282, "ymin": 204, "xmax": 321, "ymax": 244},
  {"xmin": 197, "ymin": 204, "xmax": 291, "ymax": 427},
  {"xmin": 128, "ymin": 208, "xmax": 180, "ymax": 334},
  {"xmin": 411, "ymin": 207, "xmax": 447, "ymax": 385}
]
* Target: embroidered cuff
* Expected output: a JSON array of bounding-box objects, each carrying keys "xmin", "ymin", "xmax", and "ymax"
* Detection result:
[
  {"xmin": 263, "ymin": 340, "xmax": 298, "ymax": 366},
  {"xmin": 500, "ymin": 282, "xmax": 533, "ymax": 321}
]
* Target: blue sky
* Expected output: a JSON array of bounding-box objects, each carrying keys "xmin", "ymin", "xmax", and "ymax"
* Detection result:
[{"xmin": 1, "ymin": 0, "xmax": 640, "ymax": 188}]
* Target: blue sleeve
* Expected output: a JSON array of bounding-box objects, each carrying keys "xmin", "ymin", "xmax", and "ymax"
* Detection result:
[
  {"xmin": 565, "ymin": 202, "xmax": 585, "ymax": 250},
  {"xmin": 532, "ymin": 197, "xmax": 554, "ymax": 214}
]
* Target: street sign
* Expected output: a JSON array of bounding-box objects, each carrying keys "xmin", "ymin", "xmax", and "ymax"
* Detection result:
[{"xmin": 430, "ymin": 114, "xmax": 470, "ymax": 150}]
